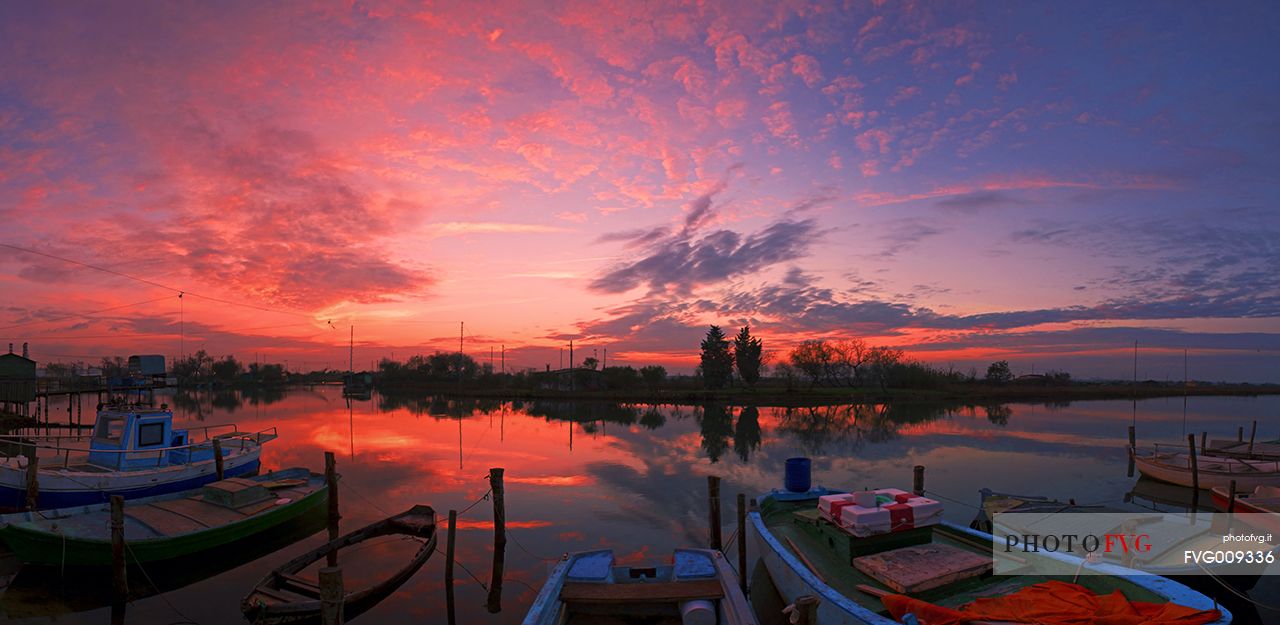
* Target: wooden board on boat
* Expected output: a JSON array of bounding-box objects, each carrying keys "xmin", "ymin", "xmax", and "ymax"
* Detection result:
[
  {"xmin": 852, "ymin": 544, "xmax": 992, "ymax": 594},
  {"xmin": 560, "ymin": 579, "xmax": 724, "ymax": 604}
]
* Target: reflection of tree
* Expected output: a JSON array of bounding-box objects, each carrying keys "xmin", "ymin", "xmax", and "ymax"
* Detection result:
[
  {"xmin": 777, "ymin": 403, "xmax": 959, "ymax": 454},
  {"xmin": 984, "ymin": 404, "xmax": 1012, "ymax": 425},
  {"xmin": 733, "ymin": 405, "xmax": 762, "ymax": 462},
  {"xmin": 211, "ymin": 391, "xmax": 243, "ymax": 412},
  {"xmin": 242, "ymin": 387, "xmax": 285, "ymax": 406},
  {"xmin": 639, "ymin": 407, "xmax": 666, "ymax": 430},
  {"xmin": 523, "ymin": 400, "xmax": 640, "ymax": 425},
  {"xmin": 698, "ymin": 403, "xmax": 733, "ymax": 463}
]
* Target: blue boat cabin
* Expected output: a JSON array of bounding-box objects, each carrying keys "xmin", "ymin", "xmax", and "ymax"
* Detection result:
[{"xmin": 87, "ymin": 407, "xmax": 211, "ymax": 469}]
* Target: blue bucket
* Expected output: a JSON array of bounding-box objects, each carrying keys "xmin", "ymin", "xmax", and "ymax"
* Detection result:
[{"xmin": 784, "ymin": 457, "xmax": 811, "ymax": 493}]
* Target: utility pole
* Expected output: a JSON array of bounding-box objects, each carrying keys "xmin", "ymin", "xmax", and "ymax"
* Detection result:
[
  {"xmin": 569, "ymin": 340, "xmax": 574, "ymax": 369},
  {"xmin": 603, "ymin": 348, "xmax": 606, "ymax": 369},
  {"xmin": 1133, "ymin": 340, "xmax": 1138, "ymax": 384},
  {"xmin": 501, "ymin": 345, "xmax": 505, "ymax": 374},
  {"xmin": 559, "ymin": 348, "xmax": 563, "ymax": 369}
]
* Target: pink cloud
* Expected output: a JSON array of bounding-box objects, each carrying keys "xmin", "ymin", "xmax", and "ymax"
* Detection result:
[
  {"xmin": 855, "ymin": 128, "xmax": 893, "ymax": 154},
  {"xmin": 790, "ymin": 54, "xmax": 824, "ymax": 87},
  {"xmin": 887, "ymin": 85, "xmax": 921, "ymax": 106}
]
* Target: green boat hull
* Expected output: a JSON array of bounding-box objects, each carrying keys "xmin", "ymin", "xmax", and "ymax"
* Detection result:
[{"xmin": 0, "ymin": 475, "xmax": 327, "ymax": 566}]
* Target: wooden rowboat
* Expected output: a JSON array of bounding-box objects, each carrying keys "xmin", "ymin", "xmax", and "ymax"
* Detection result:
[
  {"xmin": 522, "ymin": 548, "xmax": 755, "ymax": 625},
  {"xmin": 1135, "ymin": 451, "xmax": 1280, "ymax": 490},
  {"xmin": 1211, "ymin": 484, "xmax": 1280, "ymax": 535},
  {"xmin": 0, "ymin": 468, "xmax": 324, "ymax": 566},
  {"xmin": 749, "ymin": 487, "xmax": 1230, "ymax": 625},
  {"xmin": 242, "ymin": 505, "xmax": 436, "ymax": 624}
]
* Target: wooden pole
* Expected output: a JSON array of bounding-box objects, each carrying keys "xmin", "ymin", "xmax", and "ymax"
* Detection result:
[
  {"xmin": 212, "ymin": 439, "xmax": 225, "ymax": 480},
  {"xmin": 1239, "ymin": 426, "xmax": 1244, "ymax": 442},
  {"xmin": 111, "ymin": 495, "xmax": 127, "ymax": 599},
  {"xmin": 1249, "ymin": 420, "xmax": 1257, "ymax": 455},
  {"xmin": 795, "ymin": 595, "xmax": 820, "ymax": 625},
  {"xmin": 319, "ymin": 566, "xmax": 344, "ymax": 625},
  {"xmin": 1187, "ymin": 434, "xmax": 1200, "ymax": 508},
  {"xmin": 737, "ymin": 492, "xmax": 747, "ymax": 596},
  {"xmin": 1200, "ymin": 431, "xmax": 1207, "ymax": 454},
  {"xmin": 1127, "ymin": 426, "xmax": 1136, "ymax": 478},
  {"xmin": 446, "ymin": 510, "xmax": 457, "ymax": 625},
  {"xmin": 913, "ymin": 465, "xmax": 925, "ymax": 496},
  {"xmin": 707, "ymin": 475, "xmax": 722, "ymax": 551},
  {"xmin": 1228, "ymin": 480, "xmax": 1237, "ymax": 514},
  {"xmin": 24, "ymin": 454, "xmax": 39, "ymax": 512},
  {"xmin": 326, "ymin": 451, "xmax": 339, "ymax": 566},
  {"xmin": 486, "ymin": 467, "xmax": 506, "ymax": 614}
]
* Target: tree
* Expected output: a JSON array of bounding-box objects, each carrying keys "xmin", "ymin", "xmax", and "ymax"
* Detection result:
[
  {"xmin": 212, "ymin": 355, "xmax": 243, "ymax": 383},
  {"xmin": 986, "ymin": 360, "xmax": 1014, "ymax": 385},
  {"xmin": 99, "ymin": 356, "xmax": 128, "ymax": 378},
  {"xmin": 699, "ymin": 325, "xmax": 734, "ymax": 389},
  {"xmin": 580, "ymin": 357, "xmax": 599, "ymax": 370},
  {"xmin": 866, "ymin": 346, "xmax": 904, "ymax": 391},
  {"xmin": 789, "ymin": 340, "xmax": 834, "ymax": 387},
  {"xmin": 831, "ymin": 338, "xmax": 869, "ymax": 386},
  {"xmin": 733, "ymin": 326, "xmax": 763, "ymax": 388},
  {"xmin": 640, "ymin": 365, "xmax": 667, "ymax": 393}
]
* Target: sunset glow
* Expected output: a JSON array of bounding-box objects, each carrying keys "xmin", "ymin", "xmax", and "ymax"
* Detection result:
[{"xmin": 1, "ymin": 2, "xmax": 1277, "ymax": 380}]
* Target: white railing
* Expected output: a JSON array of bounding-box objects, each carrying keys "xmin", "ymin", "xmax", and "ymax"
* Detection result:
[{"xmin": 0, "ymin": 425, "xmax": 278, "ymax": 470}]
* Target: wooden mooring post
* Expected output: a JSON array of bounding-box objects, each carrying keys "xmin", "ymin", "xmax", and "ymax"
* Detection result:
[
  {"xmin": 1249, "ymin": 420, "xmax": 1258, "ymax": 455},
  {"xmin": 486, "ymin": 467, "xmax": 506, "ymax": 614},
  {"xmin": 1127, "ymin": 426, "xmax": 1136, "ymax": 478},
  {"xmin": 1239, "ymin": 426, "xmax": 1245, "ymax": 442},
  {"xmin": 24, "ymin": 454, "xmax": 38, "ymax": 511},
  {"xmin": 320, "ymin": 566, "xmax": 344, "ymax": 625},
  {"xmin": 1200, "ymin": 431, "xmax": 1207, "ymax": 454},
  {"xmin": 111, "ymin": 495, "xmax": 127, "ymax": 599},
  {"xmin": 736, "ymin": 493, "xmax": 747, "ymax": 596},
  {"xmin": 212, "ymin": 439, "xmax": 225, "ymax": 480},
  {"xmin": 913, "ymin": 465, "xmax": 925, "ymax": 496},
  {"xmin": 446, "ymin": 510, "xmax": 457, "ymax": 625},
  {"xmin": 1228, "ymin": 480, "xmax": 1237, "ymax": 514},
  {"xmin": 707, "ymin": 475, "xmax": 722, "ymax": 551},
  {"xmin": 1187, "ymin": 434, "xmax": 1200, "ymax": 509},
  {"xmin": 326, "ymin": 451, "xmax": 340, "ymax": 566}
]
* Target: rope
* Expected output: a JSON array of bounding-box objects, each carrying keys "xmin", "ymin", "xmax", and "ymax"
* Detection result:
[
  {"xmin": 457, "ymin": 489, "xmax": 492, "ymax": 517},
  {"xmin": 436, "ymin": 545, "xmax": 489, "ymax": 590},
  {"xmin": 124, "ymin": 541, "xmax": 205, "ymax": 625},
  {"xmin": 923, "ymin": 489, "xmax": 982, "ymax": 511},
  {"xmin": 508, "ymin": 528, "xmax": 560, "ymax": 562},
  {"xmin": 340, "ymin": 477, "xmax": 394, "ymax": 518},
  {"xmin": 1192, "ymin": 559, "xmax": 1280, "ymax": 612}
]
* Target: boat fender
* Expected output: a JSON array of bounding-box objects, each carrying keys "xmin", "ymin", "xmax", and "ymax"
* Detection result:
[
  {"xmin": 900, "ymin": 614, "xmax": 921, "ymax": 625},
  {"xmin": 680, "ymin": 599, "xmax": 715, "ymax": 625},
  {"xmin": 275, "ymin": 498, "xmax": 292, "ymax": 505}
]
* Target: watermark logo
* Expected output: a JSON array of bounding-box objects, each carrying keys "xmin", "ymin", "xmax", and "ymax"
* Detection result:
[{"xmin": 990, "ymin": 512, "xmax": 1280, "ymax": 576}]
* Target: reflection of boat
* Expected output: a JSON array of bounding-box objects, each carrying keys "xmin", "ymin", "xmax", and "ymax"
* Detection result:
[
  {"xmin": 1126, "ymin": 475, "xmax": 1215, "ymax": 511},
  {"xmin": 0, "ymin": 403, "xmax": 277, "ymax": 510},
  {"xmin": 522, "ymin": 548, "xmax": 754, "ymax": 625},
  {"xmin": 242, "ymin": 505, "xmax": 437, "ymax": 625},
  {"xmin": 749, "ymin": 487, "xmax": 1229, "ymax": 625},
  {"xmin": 1211, "ymin": 485, "xmax": 1280, "ymax": 534},
  {"xmin": 0, "ymin": 511, "xmax": 326, "ymax": 619},
  {"xmin": 0, "ymin": 468, "xmax": 325, "ymax": 565},
  {"xmin": 1135, "ymin": 451, "xmax": 1280, "ymax": 490},
  {"xmin": 342, "ymin": 372, "xmax": 372, "ymax": 399}
]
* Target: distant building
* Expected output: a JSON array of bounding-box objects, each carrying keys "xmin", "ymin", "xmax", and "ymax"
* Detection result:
[
  {"xmin": 128, "ymin": 355, "xmax": 167, "ymax": 377},
  {"xmin": 0, "ymin": 345, "xmax": 37, "ymax": 407}
]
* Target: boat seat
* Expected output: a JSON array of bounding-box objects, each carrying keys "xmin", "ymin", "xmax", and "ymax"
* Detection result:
[
  {"xmin": 560, "ymin": 580, "xmax": 724, "ymax": 604},
  {"xmin": 277, "ymin": 572, "xmax": 321, "ymax": 596},
  {"xmin": 251, "ymin": 586, "xmax": 314, "ymax": 604}
]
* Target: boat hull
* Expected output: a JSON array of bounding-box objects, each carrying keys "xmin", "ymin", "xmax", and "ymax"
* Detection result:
[
  {"xmin": 0, "ymin": 451, "xmax": 261, "ymax": 511},
  {"xmin": 1135, "ymin": 454, "xmax": 1280, "ymax": 490},
  {"xmin": 0, "ymin": 468, "xmax": 325, "ymax": 566}
]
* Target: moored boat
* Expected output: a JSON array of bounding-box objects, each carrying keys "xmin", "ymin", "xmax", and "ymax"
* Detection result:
[
  {"xmin": 1211, "ymin": 484, "xmax": 1280, "ymax": 534},
  {"xmin": 242, "ymin": 505, "xmax": 437, "ymax": 625},
  {"xmin": 0, "ymin": 467, "xmax": 325, "ymax": 566},
  {"xmin": 522, "ymin": 548, "xmax": 755, "ymax": 625},
  {"xmin": 750, "ymin": 486, "xmax": 1230, "ymax": 625},
  {"xmin": 0, "ymin": 403, "xmax": 277, "ymax": 510},
  {"xmin": 1134, "ymin": 450, "xmax": 1280, "ymax": 490}
]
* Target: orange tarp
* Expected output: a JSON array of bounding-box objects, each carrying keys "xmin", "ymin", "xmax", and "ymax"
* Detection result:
[{"xmin": 882, "ymin": 580, "xmax": 1221, "ymax": 625}]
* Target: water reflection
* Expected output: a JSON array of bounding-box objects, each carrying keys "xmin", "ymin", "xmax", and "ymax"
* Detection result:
[{"xmin": 2, "ymin": 389, "xmax": 1276, "ymax": 625}]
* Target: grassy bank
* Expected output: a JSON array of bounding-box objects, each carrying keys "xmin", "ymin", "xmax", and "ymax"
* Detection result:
[{"xmin": 372, "ymin": 382, "xmax": 1280, "ymax": 407}]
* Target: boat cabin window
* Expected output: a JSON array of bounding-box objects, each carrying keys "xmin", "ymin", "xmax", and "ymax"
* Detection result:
[
  {"xmin": 94, "ymin": 416, "xmax": 125, "ymax": 443},
  {"xmin": 137, "ymin": 421, "xmax": 165, "ymax": 447}
]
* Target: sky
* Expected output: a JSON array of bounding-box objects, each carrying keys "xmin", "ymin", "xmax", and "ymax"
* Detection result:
[{"xmin": 1, "ymin": 1, "xmax": 1277, "ymax": 381}]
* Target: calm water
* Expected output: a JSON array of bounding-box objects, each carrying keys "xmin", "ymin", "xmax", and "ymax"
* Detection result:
[{"xmin": 3, "ymin": 389, "xmax": 1278, "ymax": 624}]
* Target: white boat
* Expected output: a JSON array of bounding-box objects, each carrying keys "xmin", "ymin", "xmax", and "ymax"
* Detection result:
[
  {"xmin": 0, "ymin": 403, "xmax": 276, "ymax": 510},
  {"xmin": 521, "ymin": 548, "xmax": 755, "ymax": 625},
  {"xmin": 1134, "ymin": 451, "xmax": 1280, "ymax": 490}
]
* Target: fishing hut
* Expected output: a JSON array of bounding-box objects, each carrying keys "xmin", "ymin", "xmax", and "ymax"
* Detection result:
[{"xmin": 0, "ymin": 343, "xmax": 37, "ymax": 418}]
